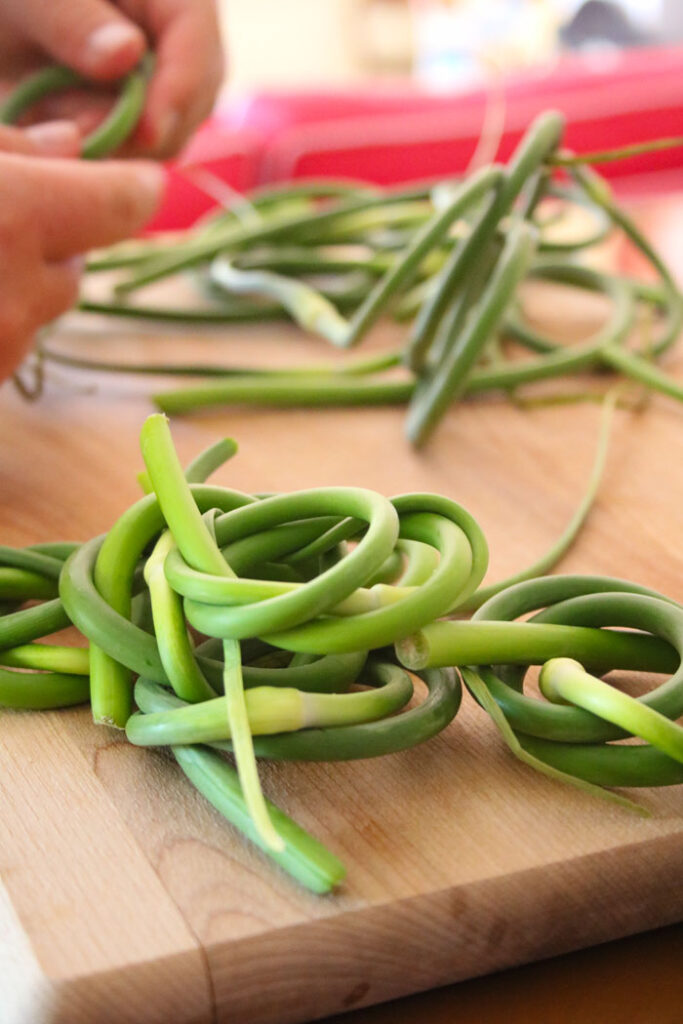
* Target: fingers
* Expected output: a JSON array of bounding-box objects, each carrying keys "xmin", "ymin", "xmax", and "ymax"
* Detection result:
[
  {"xmin": 18, "ymin": 90, "xmax": 116, "ymax": 141},
  {"xmin": 0, "ymin": 254, "xmax": 82, "ymax": 380},
  {"xmin": 40, "ymin": 257, "xmax": 84, "ymax": 321},
  {"xmin": 1, "ymin": 0, "xmax": 146, "ymax": 80},
  {"xmin": 0, "ymin": 148, "xmax": 165, "ymax": 379},
  {"xmin": 2, "ymin": 1, "xmax": 225, "ymax": 159},
  {"xmin": 1, "ymin": 153, "xmax": 164, "ymax": 259},
  {"xmin": 135, "ymin": 3, "xmax": 224, "ymax": 157},
  {"xmin": 0, "ymin": 121, "xmax": 82, "ymax": 157},
  {"xmin": 24, "ymin": 121, "xmax": 82, "ymax": 156},
  {"xmin": 0, "ymin": 123, "xmax": 46, "ymax": 155}
]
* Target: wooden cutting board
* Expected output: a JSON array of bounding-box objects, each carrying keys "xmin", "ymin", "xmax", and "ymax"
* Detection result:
[{"xmin": 1, "ymin": 206, "xmax": 682, "ymax": 1024}]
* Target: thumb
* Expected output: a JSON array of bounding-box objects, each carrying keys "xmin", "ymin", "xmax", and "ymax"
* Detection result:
[{"xmin": 2, "ymin": 0, "xmax": 146, "ymax": 81}]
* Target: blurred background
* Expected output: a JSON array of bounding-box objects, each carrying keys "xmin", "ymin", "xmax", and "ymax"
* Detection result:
[
  {"xmin": 155, "ymin": 1, "xmax": 683, "ymax": 228},
  {"xmin": 218, "ymin": 1, "xmax": 683, "ymax": 89}
]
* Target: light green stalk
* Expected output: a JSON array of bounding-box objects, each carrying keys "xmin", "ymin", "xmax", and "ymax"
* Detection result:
[
  {"xmin": 172, "ymin": 744, "xmax": 345, "ymax": 893},
  {"xmin": 144, "ymin": 531, "xmax": 214, "ymax": 702},
  {"xmin": 211, "ymin": 258, "xmax": 349, "ymax": 345},
  {"xmin": 0, "ymin": 644, "xmax": 89, "ymax": 674},
  {"xmin": 140, "ymin": 414, "xmax": 283, "ymax": 852},
  {"xmin": 461, "ymin": 667, "xmax": 647, "ymax": 815},
  {"xmin": 395, "ymin": 619, "xmax": 676, "ymax": 675},
  {"xmin": 135, "ymin": 671, "xmax": 345, "ymax": 893},
  {"xmin": 127, "ymin": 666, "xmax": 411, "ymax": 747},
  {"xmin": 539, "ymin": 658, "xmax": 683, "ymax": 764}
]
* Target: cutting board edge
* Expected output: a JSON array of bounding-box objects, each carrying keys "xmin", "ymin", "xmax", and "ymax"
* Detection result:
[
  {"xmin": 197, "ymin": 826, "xmax": 683, "ymax": 1024},
  {"xmin": 0, "ymin": 870, "xmax": 213, "ymax": 1024}
]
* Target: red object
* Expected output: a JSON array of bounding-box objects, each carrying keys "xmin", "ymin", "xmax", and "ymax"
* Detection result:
[
  {"xmin": 145, "ymin": 125, "xmax": 262, "ymax": 232},
  {"xmin": 151, "ymin": 46, "xmax": 683, "ymax": 230}
]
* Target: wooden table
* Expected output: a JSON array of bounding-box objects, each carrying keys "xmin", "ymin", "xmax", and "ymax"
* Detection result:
[{"xmin": 0, "ymin": 198, "xmax": 681, "ymax": 1024}]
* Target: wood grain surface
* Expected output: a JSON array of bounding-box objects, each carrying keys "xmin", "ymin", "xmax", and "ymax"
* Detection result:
[{"xmin": 0, "ymin": 198, "xmax": 682, "ymax": 1024}]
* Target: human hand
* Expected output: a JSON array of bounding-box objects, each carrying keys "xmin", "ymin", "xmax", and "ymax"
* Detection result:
[
  {"xmin": 0, "ymin": 0, "xmax": 224, "ymax": 158},
  {"xmin": 0, "ymin": 133, "xmax": 163, "ymax": 379}
]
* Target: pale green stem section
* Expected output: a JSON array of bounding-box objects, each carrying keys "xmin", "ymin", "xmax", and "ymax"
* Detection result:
[
  {"xmin": 395, "ymin": 620, "xmax": 674, "ymax": 674},
  {"xmin": 127, "ymin": 670, "xmax": 411, "ymax": 746},
  {"xmin": 539, "ymin": 658, "xmax": 683, "ymax": 765},
  {"xmin": 211, "ymin": 259, "xmax": 349, "ymax": 345},
  {"xmin": 140, "ymin": 414, "xmax": 282, "ymax": 851},
  {"xmin": 222, "ymin": 639, "xmax": 285, "ymax": 851},
  {"xmin": 140, "ymin": 415, "xmax": 232, "ymax": 578},
  {"xmin": 0, "ymin": 644, "xmax": 89, "ymax": 674},
  {"xmin": 137, "ymin": 470, "xmax": 153, "ymax": 494},
  {"xmin": 461, "ymin": 668, "xmax": 647, "ymax": 815},
  {"xmin": 144, "ymin": 531, "xmax": 214, "ymax": 702},
  {"xmin": 163, "ymin": 554, "xmax": 416, "ymax": 614},
  {"xmin": 395, "ymin": 539, "xmax": 441, "ymax": 587},
  {"xmin": 144, "ymin": 438, "xmax": 237, "ymax": 496}
]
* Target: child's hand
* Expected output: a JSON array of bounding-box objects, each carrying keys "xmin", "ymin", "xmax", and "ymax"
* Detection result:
[
  {"xmin": 0, "ymin": 1, "xmax": 224, "ymax": 158},
  {"xmin": 0, "ymin": 146, "xmax": 163, "ymax": 379}
]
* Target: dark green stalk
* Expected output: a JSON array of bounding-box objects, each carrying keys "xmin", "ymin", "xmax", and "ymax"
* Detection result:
[
  {"xmin": 0, "ymin": 598, "xmax": 70, "ymax": 650},
  {"xmin": 551, "ymin": 137, "xmax": 683, "ymax": 167},
  {"xmin": 571, "ymin": 164, "xmax": 683, "ymax": 356},
  {"xmin": 339, "ymin": 167, "xmax": 503, "ymax": 348},
  {"xmin": 0, "ymin": 59, "xmax": 149, "ymax": 158},
  {"xmin": 140, "ymin": 415, "xmax": 283, "ymax": 851},
  {"xmin": 0, "ymin": 665, "xmax": 89, "ymax": 710},
  {"xmin": 154, "ymin": 375, "xmax": 413, "ymax": 414},
  {"xmin": 404, "ymin": 183, "xmax": 504, "ymax": 370},
  {"xmin": 134, "ymin": 678, "xmax": 346, "ymax": 893},
  {"xmin": 0, "ymin": 569, "xmax": 57, "ymax": 601},
  {"xmin": 115, "ymin": 185, "xmax": 434, "ymax": 295},
  {"xmin": 405, "ymin": 220, "xmax": 537, "ymax": 446}
]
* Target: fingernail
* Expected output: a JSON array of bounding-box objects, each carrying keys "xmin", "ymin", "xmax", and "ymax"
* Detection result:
[
  {"xmin": 134, "ymin": 162, "xmax": 166, "ymax": 201},
  {"xmin": 65, "ymin": 255, "xmax": 86, "ymax": 275},
  {"xmin": 85, "ymin": 22, "xmax": 142, "ymax": 71},
  {"xmin": 26, "ymin": 120, "xmax": 81, "ymax": 156}
]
